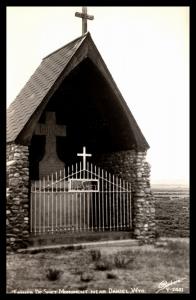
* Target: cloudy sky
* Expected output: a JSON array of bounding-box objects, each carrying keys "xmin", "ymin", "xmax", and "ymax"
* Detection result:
[{"xmin": 6, "ymin": 6, "xmax": 189, "ymax": 185}]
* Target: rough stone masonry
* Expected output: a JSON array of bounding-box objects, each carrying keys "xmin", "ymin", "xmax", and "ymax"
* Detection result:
[
  {"xmin": 94, "ymin": 150, "xmax": 156, "ymax": 244},
  {"xmin": 6, "ymin": 144, "xmax": 30, "ymax": 252}
]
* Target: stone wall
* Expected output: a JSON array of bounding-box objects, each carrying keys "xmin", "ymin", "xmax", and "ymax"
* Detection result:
[
  {"xmin": 6, "ymin": 143, "xmax": 30, "ymax": 252},
  {"xmin": 155, "ymin": 196, "xmax": 189, "ymax": 237},
  {"xmin": 93, "ymin": 150, "xmax": 156, "ymax": 243}
]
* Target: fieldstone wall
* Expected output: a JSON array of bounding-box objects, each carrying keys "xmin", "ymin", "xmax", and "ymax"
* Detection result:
[
  {"xmin": 6, "ymin": 143, "xmax": 30, "ymax": 252},
  {"xmin": 93, "ymin": 150, "xmax": 156, "ymax": 243}
]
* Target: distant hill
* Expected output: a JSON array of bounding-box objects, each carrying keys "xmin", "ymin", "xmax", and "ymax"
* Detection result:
[
  {"xmin": 151, "ymin": 183, "xmax": 189, "ymax": 198},
  {"xmin": 151, "ymin": 183, "xmax": 189, "ymax": 191}
]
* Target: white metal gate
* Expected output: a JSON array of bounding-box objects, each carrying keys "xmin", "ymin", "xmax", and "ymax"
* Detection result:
[{"xmin": 30, "ymin": 149, "xmax": 132, "ymax": 235}]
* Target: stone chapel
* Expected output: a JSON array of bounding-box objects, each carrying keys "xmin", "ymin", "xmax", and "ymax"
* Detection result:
[{"xmin": 6, "ymin": 15, "xmax": 155, "ymax": 251}]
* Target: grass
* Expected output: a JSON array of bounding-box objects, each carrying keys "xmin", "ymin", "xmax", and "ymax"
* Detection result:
[
  {"xmin": 95, "ymin": 259, "xmax": 113, "ymax": 271},
  {"xmin": 114, "ymin": 253, "xmax": 134, "ymax": 268},
  {"xmin": 106, "ymin": 272, "xmax": 118, "ymax": 279},
  {"xmin": 6, "ymin": 238, "xmax": 189, "ymax": 294},
  {"xmin": 89, "ymin": 249, "xmax": 101, "ymax": 261},
  {"xmin": 46, "ymin": 268, "xmax": 62, "ymax": 281}
]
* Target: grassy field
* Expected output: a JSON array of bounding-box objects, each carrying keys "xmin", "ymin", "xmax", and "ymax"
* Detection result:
[
  {"xmin": 152, "ymin": 184, "xmax": 189, "ymax": 238},
  {"xmin": 7, "ymin": 239, "xmax": 189, "ymax": 294}
]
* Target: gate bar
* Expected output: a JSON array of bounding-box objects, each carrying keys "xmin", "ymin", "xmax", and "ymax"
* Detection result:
[
  {"xmin": 60, "ymin": 170, "xmax": 62, "ymax": 231},
  {"xmin": 51, "ymin": 173, "xmax": 54, "ymax": 233},
  {"xmin": 94, "ymin": 165, "xmax": 97, "ymax": 230},
  {"xmin": 129, "ymin": 183, "xmax": 132, "ymax": 229},
  {"xmin": 47, "ymin": 175, "xmax": 49, "ymax": 232},
  {"xmin": 43, "ymin": 177, "xmax": 45, "ymax": 233},
  {"xmin": 116, "ymin": 176, "xmax": 119, "ymax": 231},
  {"xmin": 91, "ymin": 163, "xmax": 93, "ymax": 231},
  {"xmin": 112, "ymin": 174, "xmax": 115, "ymax": 230},
  {"xmin": 119, "ymin": 178, "xmax": 121, "ymax": 230},
  {"xmin": 109, "ymin": 172, "xmax": 112, "ymax": 231},
  {"xmin": 126, "ymin": 181, "xmax": 129, "ymax": 230},
  {"xmin": 123, "ymin": 180, "xmax": 126, "ymax": 228},
  {"xmin": 98, "ymin": 167, "xmax": 101, "ymax": 231},
  {"xmin": 34, "ymin": 180, "xmax": 36, "ymax": 235},
  {"xmin": 105, "ymin": 169, "xmax": 108, "ymax": 229},
  {"xmin": 80, "ymin": 162, "xmax": 84, "ymax": 231},
  {"xmin": 63, "ymin": 168, "xmax": 66, "ymax": 231},
  {"xmin": 71, "ymin": 164, "xmax": 74, "ymax": 231},
  {"xmin": 75, "ymin": 163, "xmax": 78, "ymax": 231},
  {"xmin": 55, "ymin": 171, "xmax": 58, "ymax": 232},
  {"xmin": 87, "ymin": 162, "xmax": 90, "ymax": 231},
  {"xmin": 68, "ymin": 166, "xmax": 70, "ymax": 230},
  {"xmin": 30, "ymin": 184, "xmax": 33, "ymax": 233},
  {"xmin": 102, "ymin": 169, "xmax": 104, "ymax": 231}
]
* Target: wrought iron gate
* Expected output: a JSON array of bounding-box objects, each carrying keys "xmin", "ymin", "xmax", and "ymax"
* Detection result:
[{"xmin": 30, "ymin": 150, "xmax": 132, "ymax": 235}]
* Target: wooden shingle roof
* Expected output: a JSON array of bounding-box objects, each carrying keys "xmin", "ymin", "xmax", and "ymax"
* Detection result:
[
  {"xmin": 7, "ymin": 34, "xmax": 87, "ymax": 143},
  {"xmin": 7, "ymin": 32, "xmax": 149, "ymax": 150}
]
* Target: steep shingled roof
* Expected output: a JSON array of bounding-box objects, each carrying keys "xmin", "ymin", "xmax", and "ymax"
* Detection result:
[
  {"xmin": 7, "ymin": 34, "xmax": 87, "ymax": 143},
  {"xmin": 7, "ymin": 32, "xmax": 149, "ymax": 150}
]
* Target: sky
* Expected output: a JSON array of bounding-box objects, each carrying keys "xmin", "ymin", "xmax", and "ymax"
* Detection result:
[{"xmin": 6, "ymin": 6, "xmax": 189, "ymax": 185}]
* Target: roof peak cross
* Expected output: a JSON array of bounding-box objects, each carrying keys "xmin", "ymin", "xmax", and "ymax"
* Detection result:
[{"xmin": 75, "ymin": 7, "xmax": 94, "ymax": 35}]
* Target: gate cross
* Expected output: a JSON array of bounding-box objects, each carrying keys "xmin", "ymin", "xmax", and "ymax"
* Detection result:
[{"xmin": 77, "ymin": 146, "xmax": 92, "ymax": 170}]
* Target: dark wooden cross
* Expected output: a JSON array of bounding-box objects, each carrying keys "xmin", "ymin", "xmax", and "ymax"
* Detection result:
[
  {"xmin": 35, "ymin": 112, "xmax": 66, "ymax": 177},
  {"xmin": 75, "ymin": 7, "xmax": 94, "ymax": 35}
]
